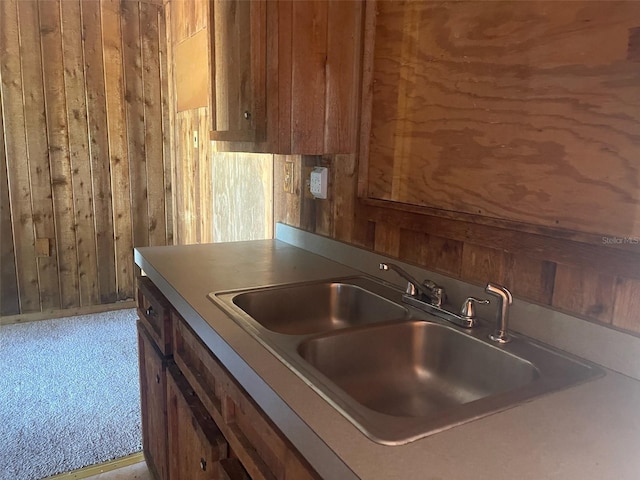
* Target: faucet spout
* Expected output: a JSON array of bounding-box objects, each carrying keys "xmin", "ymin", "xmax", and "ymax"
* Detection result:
[
  {"xmin": 379, "ymin": 263, "xmax": 446, "ymax": 307},
  {"xmin": 485, "ymin": 283, "xmax": 513, "ymax": 344}
]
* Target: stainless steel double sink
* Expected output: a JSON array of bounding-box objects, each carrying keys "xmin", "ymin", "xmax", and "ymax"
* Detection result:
[{"xmin": 209, "ymin": 276, "xmax": 602, "ymax": 445}]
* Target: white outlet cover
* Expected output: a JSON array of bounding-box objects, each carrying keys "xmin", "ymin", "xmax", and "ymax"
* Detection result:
[{"xmin": 310, "ymin": 167, "xmax": 328, "ymax": 199}]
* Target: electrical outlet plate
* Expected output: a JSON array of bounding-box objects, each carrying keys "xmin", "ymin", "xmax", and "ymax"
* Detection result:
[{"xmin": 310, "ymin": 166, "xmax": 328, "ymax": 199}]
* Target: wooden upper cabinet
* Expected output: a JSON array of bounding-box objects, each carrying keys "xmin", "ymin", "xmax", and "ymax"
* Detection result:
[
  {"xmin": 210, "ymin": 0, "xmax": 364, "ymax": 155},
  {"xmin": 210, "ymin": 0, "xmax": 266, "ymax": 143}
]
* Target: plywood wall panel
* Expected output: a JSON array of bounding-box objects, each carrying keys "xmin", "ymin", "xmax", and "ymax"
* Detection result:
[
  {"xmin": 212, "ymin": 152, "xmax": 273, "ymax": 243},
  {"xmin": 367, "ymin": 1, "xmax": 640, "ymax": 239},
  {"xmin": 0, "ymin": 0, "xmax": 170, "ymax": 317}
]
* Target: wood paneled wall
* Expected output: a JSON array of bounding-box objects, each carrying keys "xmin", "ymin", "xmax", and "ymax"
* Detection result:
[
  {"xmin": 165, "ymin": 0, "xmax": 213, "ymax": 245},
  {"xmin": 0, "ymin": 0, "xmax": 171, "ymax": 316},
  {"xmin": 166, "ymin": 0, "xmax": 274, "ymax": 245},
  {"xmin": 274, "ymin": 1, "xmax": 640, "ymax": 337}
]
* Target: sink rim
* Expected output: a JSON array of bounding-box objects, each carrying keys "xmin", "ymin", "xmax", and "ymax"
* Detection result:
[
  {"xmin": 208, "ymin": 276, "xmax": 605, "ymax": 445},
  {"xmin": 229, "ymin": 277, "xmax": 410, "ymax": 335}
]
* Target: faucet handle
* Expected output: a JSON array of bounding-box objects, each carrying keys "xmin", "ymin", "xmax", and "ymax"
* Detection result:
[{"xmin": 460, "ymin": 297, "xmax": 490, "ymax": 320}]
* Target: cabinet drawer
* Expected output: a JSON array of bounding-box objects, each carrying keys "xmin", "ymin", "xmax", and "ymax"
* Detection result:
[
  {"xmin": 137, "ymin": 276, "xmax": 172, "ymax": 355},
  {"xmin": 172, "ymin": 313, "xmax": 320, "ymax": 480},
  {"xmin": 167, "ymin": 363, "xmax": 229, "ymax": 480}
]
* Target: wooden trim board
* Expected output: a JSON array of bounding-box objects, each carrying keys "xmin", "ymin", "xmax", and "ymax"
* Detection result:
[
  {"xmin": 0, "ymin": 301, "xmax": 136, "ymax": 326},
  {"xmin": 43, "ymin": 453, "xmax": 144, "ymax": 480}
]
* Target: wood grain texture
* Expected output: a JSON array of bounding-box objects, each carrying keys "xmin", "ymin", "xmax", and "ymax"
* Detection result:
[
  {"xmin": 367, "ymin": 0, "xmax": 640, "ymax": 239},
  {"xmin": 159, "ymin": 4, "xmax": 174, "ymax": 246},
  {"xmin": 142, "ymin": 2, "xmax": 168, "ymax": 247},
  {"xmin": 0, "ymin": 110, "xmax": 20, "ymax": 316},
  {"xmin": 1, "ymin": 0, "xmax": 170, "ymax": 315},
  {"xmin": 82, "ymin": 0, "xmax": 118, "ymax": 304},
  {"xmin": 212, "ymin": 153, "xmax": 273, "ymax": 243},
  {"xmin": 122, "ymin": 0, "xmax": 149, "ymax": 253},
  {"xmin": 274, "ymin": 2, "xmax": 640, "ymax": 335},
  {"xmin": 552, "ymin": 264, "xmax": 616, "ymax": 324},
  {"xmin": 103, "ymin": 0, "xmax": 134, "ymax": 300},
  {"xmin": 18, "ymin": 0, "xmax": 61, "ymax": 310},
  {"xmin": 174, "ymin": 30, "xmax": 209, "ymax": 112},
  {"xmin": 62, "ymin": 0, "xmax": 100, "ymax": 306},
  {"xmin": 290, "ymin": 0, "xmax": 327, "ymax": 154},
  {"xmin": 324, "ymin": 1, "xmax": 363, "ymax": 154},
  {"xmin": 1, "ymin": 0, "xmax": 41, "ymax": 313},
  {"xmin": 612, "ymin": 277, "xmax": 640, "ymax": 334}
]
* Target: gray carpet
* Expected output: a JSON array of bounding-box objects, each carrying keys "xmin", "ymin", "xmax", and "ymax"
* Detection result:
[{"xmin": 0, "ymin": 309, "xmax": 142, "ymax": 480}]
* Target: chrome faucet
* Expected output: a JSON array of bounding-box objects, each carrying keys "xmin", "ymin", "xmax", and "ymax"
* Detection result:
[
  {"xmin": 485, "ymin": 283, "xmax": 513, "ymax": 344},
  {"xmin": 379, "ymin": 263, "xmax": 446, "ymax": 307}
]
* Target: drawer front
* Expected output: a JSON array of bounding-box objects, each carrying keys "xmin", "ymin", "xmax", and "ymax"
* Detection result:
[
  {"xmin": 172, "ymin": 313, "xmax": 320, "ymax": 480},
  {"xmin": 137, "ymin": 276, "xmax": 172, "ymax": 355},
  {"xmin": 167, "ymin": 363, "xmax": 229, "ymax": 480},
  {"xmin": 138, "ymin": 322, "xmax": 169, "ymax": 480}
]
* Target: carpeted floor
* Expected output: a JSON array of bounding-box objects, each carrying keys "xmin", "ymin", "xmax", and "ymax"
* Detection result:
[{"xmin": 0, "ymin": 309, "xmax": 142, "ymax": 480}]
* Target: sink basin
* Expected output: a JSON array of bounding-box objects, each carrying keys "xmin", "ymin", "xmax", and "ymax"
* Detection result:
[
  {"xmin": 223, "ymin": 277, "xmax": 409, "ymax": 335},
  {"xmin": 209, "ymin": 276, "xmax": 603, "ymax": 445},
  {"xmin": 297, "ymin": 321, "xmax": 539, "ymax": 418}
]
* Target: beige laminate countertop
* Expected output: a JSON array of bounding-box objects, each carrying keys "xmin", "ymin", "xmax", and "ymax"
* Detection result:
[{"xmin": 135, "ymin": 239, "xmax": 640, "ymax": 480}]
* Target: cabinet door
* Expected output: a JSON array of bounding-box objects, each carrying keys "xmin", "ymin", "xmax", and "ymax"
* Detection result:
[
  {"xmin": 138, "ymin": 323, "xmax": 169, "ymax": 480},
  {"xmin": 167, "ymin": 364, "xmax": 229, "ymax": 480},
  {"xmin": 210, "ymin": 0, "xmax": 266, "ymax": 143}
]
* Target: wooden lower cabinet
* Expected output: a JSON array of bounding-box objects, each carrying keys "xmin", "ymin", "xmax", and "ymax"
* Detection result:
[
  {"xmin": 138, "ymin": 322, "xmax": 169, "ymax": 480},
  {"xmin": 137, "ymin": 279, "xmax": 320, "ymax": 480},
  {"xmin": 167, "ymin": 364, "xmax": 228, "ymax": 479}
]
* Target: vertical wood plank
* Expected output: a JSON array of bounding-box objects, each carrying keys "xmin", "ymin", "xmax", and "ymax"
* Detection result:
[
  {"xmin": 81, "ymin": 0, "xmax": 117, "ymax": 304},
  {"xmin": 160, "ymin": 1, "xmax": 174, "ymax": 245},
  {"xmin": 61, "ymin": 0, "xmax": 100, "ymax": 307},
  {"xmin": 142, "ymin": 2, "xmax": 167, "ymax": 247},
  {"xmin": 17, "ymin": 0, "xmax": 61, "ymax": 310},
  {"xmin": 277, "ymin": 0, "xmax": 293, "ymax": 153},
  {"xmin": 374, "ymin": 222, "xmax": 401, "ymax": 258},
  {"xmin": 421, "ymin": 233, "xmax": 464, "ymax": 278},
  {"xmin": 0, "ymin": 106, "xmax": 20, "ymax": 315},
  {"xmin": 103, "ymin": 0, "xmax": 134, "ymax": 299},
  {"xmin": 552, "ymin": 264, "xmax": 616, "ymax": 324},
  {"xmin": 122, "ymin": 0, "xmax": 148, "ymax": 251},
  {"xmin": 198, "ymin": 107, "xmax": 211, "ymax": 243},
  {"xmin": 40, "ymin": 0, "xmax": 81, "ymax": 309},
  {"xmin": 505, "ymin": 255, "xmax": 556, "ymax": 306},
  {"xmin": 324, "ymin": 0, "xmax": 362, "ymax": 153},
  {"xmin": 291, "ymin": 0, "xmax": 327, "ymax": 153},
  {"xmin": 612, "ymin": 278, "xmax": 640, "ymax": 334},
  {"xmin": 273, "ymin": 155, "xmax": 302, "ymax": 229},
  {"xmin": 332, "ymin": 153, "xmax": 357, "ymax": 243},
  {"xmin": 1, "ymin": 0, "xmax": 40, "ymax": 313},
  {"xmin": 461, "ymin": 243, "xmax": 509, "ymax": 287}
]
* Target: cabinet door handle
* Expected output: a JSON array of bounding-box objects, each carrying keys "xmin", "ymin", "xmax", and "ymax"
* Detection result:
[
  {"xmin": 155, "ymin": 373, "xmax": 160, "ymax": 384},
  {"xmin": 200, "ymin": 458, "xmax": 207, "ymax": 471},
  {"xmin": 243, "ymin": 110, "xmax": 251, "ymax": 120},
  {"xmin": 145, "ymin": 306, "xmax": 154, "ymax": 317}
]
